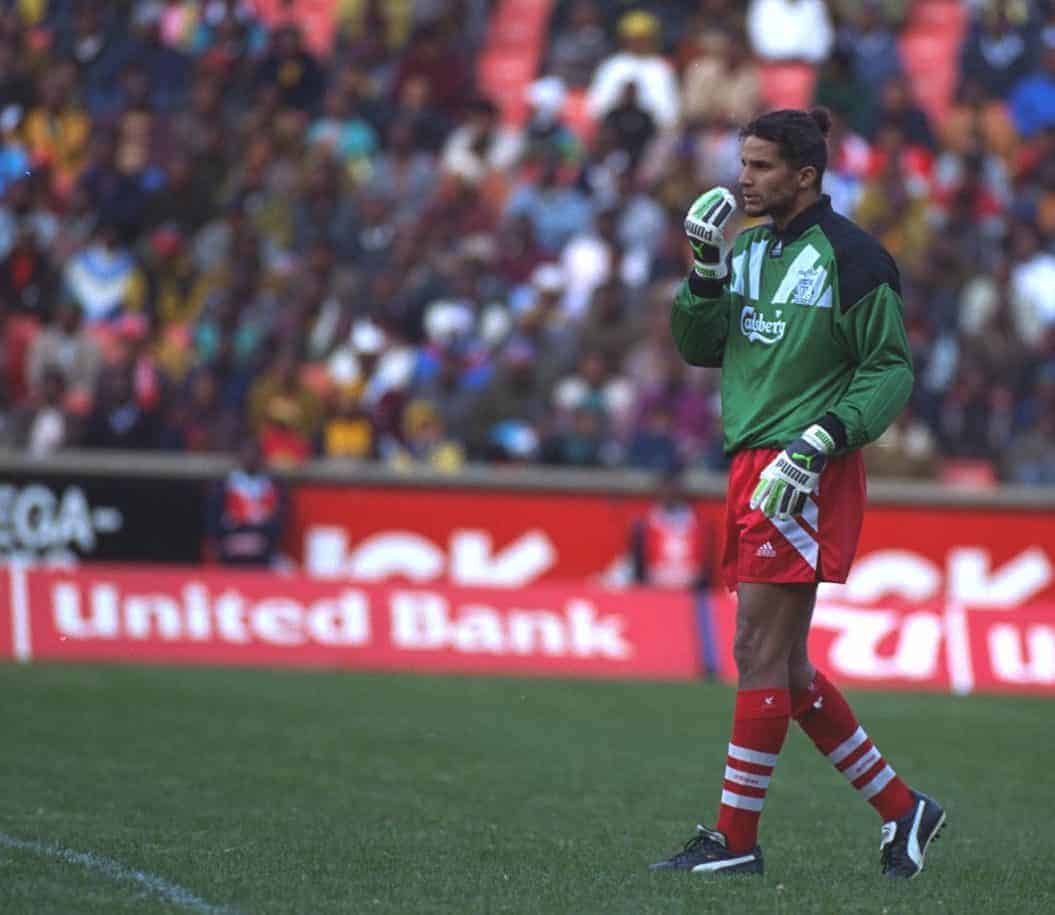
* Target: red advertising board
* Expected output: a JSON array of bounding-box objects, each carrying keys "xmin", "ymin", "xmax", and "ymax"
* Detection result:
[
  {"xmin": 287, "ymin": 485, "xmax": 1055, "ymax": 605},
  {"xmin": 3, "ymin": 562, "xmax": 1053, "ymax": 693},
  {"xmin": 0, "ymin": 564, "xmax": 11, "ymax": 660},
  {"xmin": 706, "ymin": 593, "xmax": 1055, "ymax": 695},
  {"xmin": 5, "ymin": 565, "xmax": 699, "ymax": 681},
  {"xmin": 287, "ymin": 485, "xmax": 719, "ymax": 587},
  {"xmin": 282, "ymin": 484, "xmax": 1055, "ymax": 694}
]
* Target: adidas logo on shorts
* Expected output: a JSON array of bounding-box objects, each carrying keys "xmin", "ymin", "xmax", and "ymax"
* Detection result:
[{"xmin": 755, "ymin": 541, "xmax": 777, "ymax": 558}]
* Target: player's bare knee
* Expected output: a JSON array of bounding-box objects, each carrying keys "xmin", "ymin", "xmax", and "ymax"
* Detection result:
[{"xmin": 733, "ymin": 622, "xmax": 790, "ymax": 682}]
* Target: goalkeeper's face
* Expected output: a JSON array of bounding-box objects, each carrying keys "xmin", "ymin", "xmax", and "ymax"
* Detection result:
[{"xmin": 738, "ymin": 135, "xmax": 811, "ymax": 221}]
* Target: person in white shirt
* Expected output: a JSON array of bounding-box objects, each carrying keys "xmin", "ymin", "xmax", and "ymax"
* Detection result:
[
  {"xmin": 587, "ymin": 10, "xmax": 680, "ymax": 131},
  {"xmin": 747, "ymin": 0, "xmax": 835, "ymax": 64}
]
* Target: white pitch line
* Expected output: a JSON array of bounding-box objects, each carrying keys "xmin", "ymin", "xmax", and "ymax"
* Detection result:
[{"xmin": 0, "ymin": 832, "xmax": 239, "ymax": 914}]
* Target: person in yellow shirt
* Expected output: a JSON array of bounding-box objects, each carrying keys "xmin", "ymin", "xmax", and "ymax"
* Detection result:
[{"xmin": 22, "ymin": 64, "xmax": 90, "ymax": 194}]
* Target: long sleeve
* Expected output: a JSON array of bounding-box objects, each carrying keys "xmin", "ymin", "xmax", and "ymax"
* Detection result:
[
  {"xmin": 830, "ymin": 281, "xmax": 914, "ymax": 449},
  {"xmin": 671, "ymin": 274, "xmax": 731, "ymax": 368}
]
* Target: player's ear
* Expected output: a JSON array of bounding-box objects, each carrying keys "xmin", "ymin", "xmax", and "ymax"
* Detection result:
[{"xmin": 798, "ymin": 166, "xmax": 818, "ymax": 191}]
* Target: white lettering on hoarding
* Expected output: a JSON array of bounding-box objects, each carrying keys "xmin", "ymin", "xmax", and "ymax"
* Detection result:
[
  {"xmin": 837, "ymin": 550, "xmax": 942, "ymax": 603},
  {"xmin": 53, "ymin": 582, "xmax": 120, "ymax": 638},
  {"xmin": 449, "ymin": 530, "xmax": 556, "ymax": 587},
  {"xmin": 49, "ymin": 582, "xmax": 371, "ymax": 647},
  {"xmin": 947, "ymin": 547, "xmax": 1053, "ymax": 608},
  {"xmin": 812, "ymin": 606, "xmax": 943, "ymax": 680},
  {"xmin": 0, "ymin": 484, "xmax": 123, "ymax": 557},
  {"xmin": 987, "ymin": 624, "xmax": 1055, "ymax": 685},
  {"xmin": 388, "ymin": 591, "xmax": 630, "ymax": 659},
  {"xmin": 305, "ymin": 526, "xmax": 556, "ymax": 587}
]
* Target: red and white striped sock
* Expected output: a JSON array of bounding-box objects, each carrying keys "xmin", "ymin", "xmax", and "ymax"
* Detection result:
[
  {"xmin": 715, "ymin": 688, "xmax": 790, "ymax": 853},
  {"xmin": 792, "ymin": 670, "xmax": 914, "ymax": 822}
]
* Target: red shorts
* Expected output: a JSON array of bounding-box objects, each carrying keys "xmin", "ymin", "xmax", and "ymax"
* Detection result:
[{"xmin": 721, "ymin": 448, "xmax": 866, "ymax": 591}]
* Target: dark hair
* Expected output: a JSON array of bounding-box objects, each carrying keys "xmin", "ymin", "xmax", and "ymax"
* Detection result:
[{"xmin": 741, "ymin": 108, "xmax": 832, "ymax": 188}]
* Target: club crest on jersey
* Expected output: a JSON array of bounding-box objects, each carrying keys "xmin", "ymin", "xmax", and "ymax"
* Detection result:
[
  {"xmin": 789, "ymin": 267, "xmax": 824, "ymax": 305},
  {"xmin": 740, "ymin": 306, "xmax": 786, "ymax": 345}
]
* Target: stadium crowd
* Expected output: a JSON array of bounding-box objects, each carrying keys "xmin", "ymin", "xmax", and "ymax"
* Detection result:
[{"xmin": 0, "ymin": 0, "xmax": 1053, "ymax": 485}]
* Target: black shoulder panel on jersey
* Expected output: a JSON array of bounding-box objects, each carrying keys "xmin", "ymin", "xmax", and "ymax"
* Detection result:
[{"xmin": 817, "ymin": 207, "xmax": 901, "ymax": 312}]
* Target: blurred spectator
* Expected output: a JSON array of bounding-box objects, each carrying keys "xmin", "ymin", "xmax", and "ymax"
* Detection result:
[
  {"xmin": 369, "ymin": 117, "xmax": 437, "ymax": 226},
  {"xmin": 682, "ymin": 29, "xmax": 761, "ymax": 129},
  {"xmin": 634, "ymin": 357, "xmax": 717, "ymax": 468},
  {"xmin": 505, "ymin": 155, "xmax": 592, "ymax": 254},
  {"xmin": 161, "ymin": 366, "xmax": 242, "ymax": 453},
  {"xmin": 813, "ymin": 49, "xmax": 874, "ymax": 138},
  {"xmin": 307, "ymin": 84, "xmax": 380, "ymax": 177},
  {"xmin": 82, "ymin": 364, "xmax": 158, "ymax": 449},
  {"xmin": 579, "ymin": 278, "xmax": 640, "ymax": 368},
  {"xmin": 21, "ymin": 62, "xmax": 90, "ymax": 193},
  {"xmin": 871, "ymin": 77, "xmax": 935, "ymax": 149},
  {"xmin": 440, "ymin": 97, "xmax": 521, "ymax": 186},
  {"xmin": 62, "ymin": 222, "xmax": 146, "ymax": 323},
  {"xmin": 864, "ymin": 410, "xmax": 940, "ymax": 478},
  {"xmin": 25, "ymin": 299, "xmax": 102, "ymax": 402},
  {"xmin": 381, "ymin": 397, "xmax": 465, "ymax": 472},
  {"xmin": 11, "ymin": 367, "xmax": 77, "ymax": 455},
  {"xmin": 958, "ymin": 0, "xmax": 1034, "ymax": 99},
  {"xmin": 626, "ymin": 404, "xmax": 680, "ymax": 472},
  {"xmin": 587, "ymin": 10, "xmax": 680, "ymax": 130},
  {"xmin": 1008, "ymin": 33, "xmax": 1055, "ymax": 139},
  {"xmin": 547, "ymin": 0, "xmax": 611, "ymax": 89},
  {"xmin": 747, "ymin": 0, "xmax": 834, "ymax": 64},
  {"xmin": 541, "ymin": 403, "xmax": 608, "ymax": 466},
  {"xmin": 522, "ymin": 77, "xmax": 581, "ymax": 166},
  {"xmin": 1004, "ymin": 412, "xmax": 1055, "ymax": 484},
  {"xmin": 249, "ymin": 349, "xmax": 324, "ymax": 467},
  {"xmin": 1008, "ymin": 222, "xmax": 1055, "ymax": 350},
  {"xmin": 255, "ymin": 24, "xmax": 324, "ymax": 112},
  {"xmin": 601, "ymin": 81, "xmax": 657, "ymax": 167},
  {"xmin": 629, "ymin": 468, "xmax": 713, "ymax": 588},
  {"xmin": 856, "ymin": 153, "xmax": 931, "ymax": 275},
  {"xmin": 837, "ymin": 0, "xmax": 904, "ymax": 90},
  {"xmin": 0, "ymin": 223, "xmax": 55, "ymax": 321},
  {"xmin": 394, "ymin": 21, "xmax": 472, "ymax": 120},
  {"xmin": 205, "ymin": 439, "xmax": 285, "ymax": 567},
  {"xmin": 941, "ymin": 78, "xmax": 1018, "ymax": 165},
  {"xmin": 322, "ymin": 386, "xmax": 376, "ymax": 460},
  {"xmin": 466, "ymin": 340, "xmax": 548, "ymax": 460}
]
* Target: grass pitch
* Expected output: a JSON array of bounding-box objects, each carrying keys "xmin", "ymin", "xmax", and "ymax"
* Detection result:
[{"xmin": 1, "ymin": 664, "xmax": 1053, "ymax": 914}]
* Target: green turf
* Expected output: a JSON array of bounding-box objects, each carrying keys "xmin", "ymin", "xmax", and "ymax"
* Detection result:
[{"xmin": 1, "ymin": 664, "xmax": 1054, "ymax": 914}]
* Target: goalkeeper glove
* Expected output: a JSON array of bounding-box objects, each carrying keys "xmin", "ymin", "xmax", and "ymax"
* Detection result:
[
  {"xmin": 684, "ymin": 187, "xmax": 737, "ymax": 281},
  {"xmin": 749, "ymin": 424, "xmax": 837, "ymax": 521}
]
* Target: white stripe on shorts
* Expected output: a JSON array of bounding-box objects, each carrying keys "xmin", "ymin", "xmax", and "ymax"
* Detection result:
[{"xmin": 770, "ymin": 514, "xmax": 819, "ymax": 570}]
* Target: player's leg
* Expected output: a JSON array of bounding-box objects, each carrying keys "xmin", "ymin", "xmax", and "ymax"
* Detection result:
[
  {"xmin": 788, "ymin": 452, "xmax": 945, "ymax": 876},
  {"xmin": 718, "ymin": 581, "xmax": 816, "ymax": 845},
  {"xmin": 651, "ymin": 580, "xmax": 814, "ymax": 875},
  {"xmin": 789, "ymin": 649, "xmax": 945, "ymax": 876}
]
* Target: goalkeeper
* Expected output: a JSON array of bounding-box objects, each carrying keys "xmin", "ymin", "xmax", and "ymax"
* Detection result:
[{"xmin": 650, "ymin": 109, "xmax": 945, "ymax": 880}]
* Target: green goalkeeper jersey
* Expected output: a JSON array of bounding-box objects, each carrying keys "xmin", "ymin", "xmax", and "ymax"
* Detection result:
[{"xmin": 672, "ymin": 195, "xmax": 914, "ymax": 455}]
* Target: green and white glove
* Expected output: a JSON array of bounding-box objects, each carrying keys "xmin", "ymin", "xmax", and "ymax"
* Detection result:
[
  {"xmin": 750, "ymin": 424, "xmax": 837, "ymax": 521},
  {"xmin": 684, "ymin": 186, "xmax": 737, "ymax": 281}
]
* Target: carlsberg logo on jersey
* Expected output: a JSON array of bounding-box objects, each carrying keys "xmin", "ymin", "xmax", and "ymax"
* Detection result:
[{"xmin": 740, "ymin": 306, "xmax": 786, "ymax": 345}]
